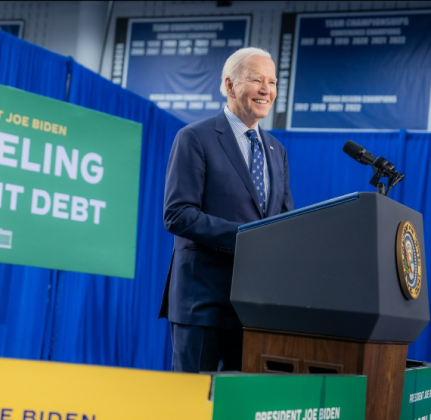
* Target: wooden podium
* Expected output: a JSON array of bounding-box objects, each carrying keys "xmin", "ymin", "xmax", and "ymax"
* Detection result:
[{"xmin": 231, "ymin": 193, "xmax": 429, "ymax": 420}]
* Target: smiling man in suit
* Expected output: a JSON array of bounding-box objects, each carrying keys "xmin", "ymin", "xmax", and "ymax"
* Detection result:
[{"xmin": 160, "ymin": 47, "xmax": 294, "ymax": 373}]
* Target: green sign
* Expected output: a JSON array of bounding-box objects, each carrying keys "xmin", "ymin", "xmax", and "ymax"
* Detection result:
[
  {"xmin": 400, "ymin": 366, "xmax": 431, "ymax": 420},
  {"xmin": 212, "ymin": 375, "xmax": 366, "ymax": 420},
  {"xmin": 0, "ymin": 85, "xmax": 142, "ymax": 278}
]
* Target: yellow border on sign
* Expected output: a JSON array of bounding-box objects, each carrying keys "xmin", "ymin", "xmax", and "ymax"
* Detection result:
[{"xmin": 0, "ymin": 358, "xmax": 213, "ymax": 420}]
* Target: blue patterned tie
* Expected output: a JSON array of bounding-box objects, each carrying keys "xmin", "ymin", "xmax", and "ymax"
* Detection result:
[{"xmin": 246, "ymin": 129, "xmax": 266, "ymax": 217}]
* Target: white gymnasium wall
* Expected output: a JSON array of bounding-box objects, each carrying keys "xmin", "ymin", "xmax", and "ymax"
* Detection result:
[{"xmin": 1, "ymin": 1, "xmax": 430, "ymax": 127}]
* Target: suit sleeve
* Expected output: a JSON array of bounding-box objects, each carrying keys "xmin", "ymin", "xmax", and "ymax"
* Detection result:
[
  {"xmin": 282, "ymin": 147, "xmax": 294, "ymax": 213},
  {"xmin": 163, "ymin": 127, "xmax": 240, "ymax": 254}
]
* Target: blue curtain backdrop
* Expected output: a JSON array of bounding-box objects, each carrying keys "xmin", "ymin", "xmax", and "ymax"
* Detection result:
[
  {"xmin": 0, "ymin": 29, "xmax": 430, "ymax": 366},
  {"xmin": 46, "ymin": 60, "xmax": 184, "ymax": 369},
  {"xmin": 0, "ymin": 30, "xmax": 69, "ymax": 100},
  {"xmin": 0, "ymin": 31, "xmax": 69, "ymax": 359}
]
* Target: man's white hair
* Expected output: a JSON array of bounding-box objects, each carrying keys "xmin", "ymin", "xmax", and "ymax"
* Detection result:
[{"xmin": 220, "ymin": 47, "xmax": 272, "ymax": 97}]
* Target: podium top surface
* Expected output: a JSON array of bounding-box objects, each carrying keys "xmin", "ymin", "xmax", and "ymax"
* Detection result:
[{"xmin": 239, "ymin": 192, "xmax": 359, "ymax": 232}]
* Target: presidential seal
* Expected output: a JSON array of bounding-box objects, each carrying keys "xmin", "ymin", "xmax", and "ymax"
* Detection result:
[{"xmin": 396, "ymin": 221, "xmax": 422, "ymax": 299}]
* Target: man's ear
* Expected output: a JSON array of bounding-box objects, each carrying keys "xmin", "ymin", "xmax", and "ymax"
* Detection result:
[{"xmin": 225, "ymin": 78, "xmax": 235, "ymax": 98}]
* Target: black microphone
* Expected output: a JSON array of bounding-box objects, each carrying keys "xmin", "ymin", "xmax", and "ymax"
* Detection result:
[
  {"xmin": 343, "ymin": 140, "xmax": 376, "ymax": 166},
  {"xmin": 342, "ymin": 140, "xmax": 404, "ymax": 196},
  {"xmin": 342, "ymin": 140, "xmax": 397, "ymax": 175}
]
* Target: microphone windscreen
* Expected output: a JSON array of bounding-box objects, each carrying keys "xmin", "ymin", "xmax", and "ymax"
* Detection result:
[{"xmin": 343, "ymin": 140, "xmax": 363, "ymax": 159}]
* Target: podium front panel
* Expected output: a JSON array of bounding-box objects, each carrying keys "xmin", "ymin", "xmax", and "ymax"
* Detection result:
[{"xmin": 231, "ymin": 193, "xmax": 429, "ymax": 342}]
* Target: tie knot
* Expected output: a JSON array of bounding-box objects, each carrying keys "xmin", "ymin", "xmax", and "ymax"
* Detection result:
[{"xmin": 245, "ymin": 129, "xmax": 258, "ymax": 142}]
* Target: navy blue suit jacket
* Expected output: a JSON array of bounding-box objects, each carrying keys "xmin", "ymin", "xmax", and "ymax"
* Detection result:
[{"xmin": 160, "ymin": 110, "xmax": 293, "ymax": 329}]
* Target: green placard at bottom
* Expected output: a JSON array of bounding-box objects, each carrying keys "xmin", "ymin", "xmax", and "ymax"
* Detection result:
[
  {"xmin": 212, "ymin": 375, "xmax": 366, "ymax": 420},
  {"xmin": 400, "ymin": 366, "xmax": 431, "ymax": 420}
]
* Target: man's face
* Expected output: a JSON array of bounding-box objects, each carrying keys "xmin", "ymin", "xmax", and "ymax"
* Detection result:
[{"xmin": 226, "ymin": 55, "xmax": 277, "ymax": 128}]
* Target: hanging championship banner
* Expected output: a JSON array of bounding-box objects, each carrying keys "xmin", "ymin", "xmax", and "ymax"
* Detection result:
[
  {"xmin": 112, "ymin": 15, "xmax": 251, "ymax": 124},
  {"xmin": 0, "ymin": 85, "xmax": 142, "ymax": 278},
  {"xmin": 274, "ymin": 10, "xmax": 431, "ymax": 131}
]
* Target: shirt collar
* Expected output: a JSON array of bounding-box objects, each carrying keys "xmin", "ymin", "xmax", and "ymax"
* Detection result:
[{"xmin": 224, "ymin": 106, "xmax": 260, "ymax": 139}]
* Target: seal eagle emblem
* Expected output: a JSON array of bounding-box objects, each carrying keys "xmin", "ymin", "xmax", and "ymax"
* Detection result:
[{"xmin": 396, "ymin": 221, "xmax": 422, "ymax": 299}]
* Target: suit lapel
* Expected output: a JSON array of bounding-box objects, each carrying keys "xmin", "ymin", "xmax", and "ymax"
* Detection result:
[
  {"xmin": 215, "ymin": 112, "xmax": 262, "ymax": 217},
  {"xmin": 259, "ymin": 128, "xmax": 278, "ymax": 217}
]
